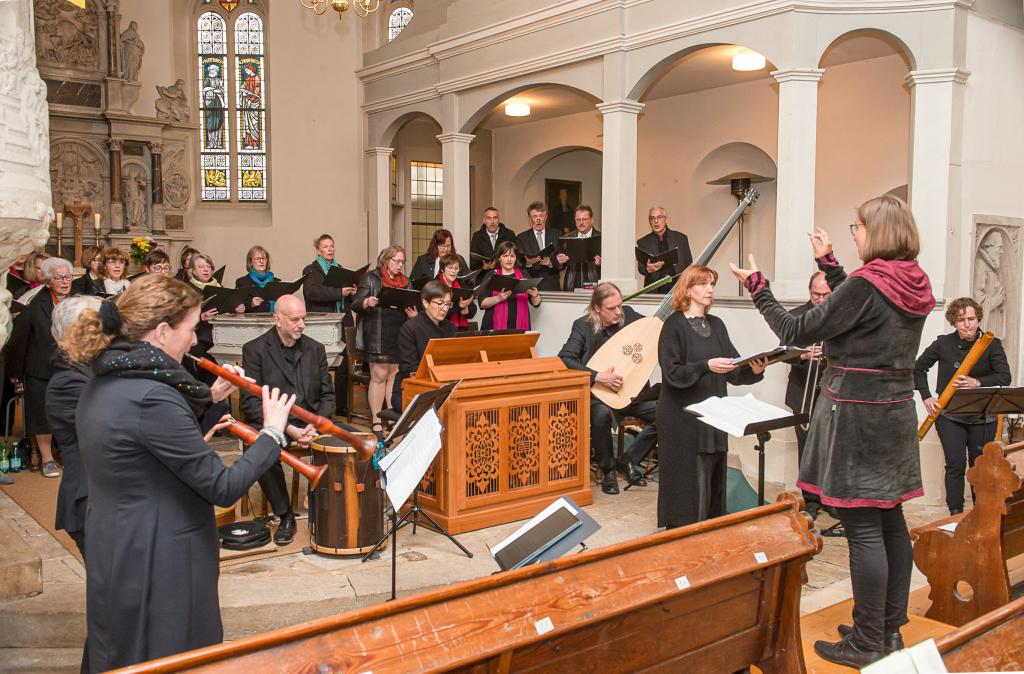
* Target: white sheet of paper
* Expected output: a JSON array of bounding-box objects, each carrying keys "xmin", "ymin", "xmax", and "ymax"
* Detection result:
[
  {"xmin": 378, "ymin": 408, "xmax": 443, "ymax": 509},
  {"xmin": 685, "ymin": 393, "xmax": 793, "ymax": 437},
  {"xmin": 489, "ymin": 497, "xmax": 580, "ymax": 557},
  {"xmin": 861, "ymin": 638, "xmax": 947, "ymax": 673},
  {"xmin": 938, "ymin": 521, "xmax": 958, "ymax": 532}
]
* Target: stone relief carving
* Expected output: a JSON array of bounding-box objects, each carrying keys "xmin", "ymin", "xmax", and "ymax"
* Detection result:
[
  {"xmin": 122, "ymin": 164, "xmax": 148, "ymax": 229},
  {"xmin": 119, "ymin": 20, "xmax": 144, "ymax": 81},
  {"xmin": 162, "ymin": 149, "xmax": 191, "ymax": 209},
  {"xmin": 34, "ymin": 0, "xmax": 100, "ymax": 70},
  {"xmin": 50, "ymin": 141, "xmax": 105, "ymax": 207},
  {"xmin": 974, "ymin": 230, "xmax": 1008, "ymax": 338},
  {"xmin": 973, "ymin": 217, "xmax": 1022, "ymax": 376},
  {"xmin": 155, "ymin": 79, "xmax": 189, "ymax": 123}
]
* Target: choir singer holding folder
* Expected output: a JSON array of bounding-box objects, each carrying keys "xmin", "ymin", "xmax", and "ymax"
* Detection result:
[
  {"xmin": 479, "ymin": 241, "xmax": 542, "ymax": 331},
  {"xmin": 636, "ymin": 207, "xmax": 692, "ymax": 293}
]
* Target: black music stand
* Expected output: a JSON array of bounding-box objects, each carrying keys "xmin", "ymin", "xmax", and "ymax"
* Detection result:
[{"xmin": 943, "ymin": 386, "xmax": 1024, "ymax": 417}]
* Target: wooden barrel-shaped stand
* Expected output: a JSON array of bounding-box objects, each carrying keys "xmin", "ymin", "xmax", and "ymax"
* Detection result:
[{"xmin": 309, "ymin": 434, "xmax": 386, "ymax": 555}]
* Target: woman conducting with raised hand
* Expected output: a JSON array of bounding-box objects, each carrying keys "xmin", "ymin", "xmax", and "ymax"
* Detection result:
[
  {"xmin": 65, "ymin": 274, "xmax": 295, "ymax": 673},
  {"xmin": 730, "ymin": 195, "xmax": 935, "ymax": 669}
]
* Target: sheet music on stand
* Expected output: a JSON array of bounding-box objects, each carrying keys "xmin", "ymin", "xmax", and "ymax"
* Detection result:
[
  {"xmin": 686, "ymin": 393, "xmax": 795, "ymax": 438},
  {"xmin": 378, "ymin": 408, "xmax": 443, "ymax": 510}
]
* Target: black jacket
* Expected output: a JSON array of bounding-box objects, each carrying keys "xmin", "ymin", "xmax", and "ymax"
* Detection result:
[
  {"xmin": 351, "ymin": 268, "xmax": 409, "ymax": 356},
  {"xmin": 516, "ymin": 226, "xmax": 563, "ymax": 292},
  {"xmin": 234, "ymin": 273, "xmax": 273, "ymax": 314},
  {"xmin": 6, "ymin": 289, "xmax": 56, "ymax": 380},
  {"xmin": 76, "ymin": 375, "xmax": 279, "ymax": 672},
  {"xmin": 71, "ymin": 272, "xmax": 105, "ymax": 297},
  {"xmin": 45, "ymin": 358, "xmax": 91, "ymax": 536},
  {"xmin": 409, "ymin": 253, "xmax": 469, "ymax": 284},
  {"xmin": 914, "ymin": 330, "xmax": 1011, "ymax": 421},
  {"xmin": 636, "ymin": 228, "xmax": 692, "ymax": 292},
  {"xmin": 239, "ymin": 327, "xmax": 334, "ymax": 427},
  {"xmin": 301, "ymin": 261, "xmax": 348, "ymax": 314},
  {"xmin": 561, "ymin": 229, "xmax": 602, "ymax": 291},
  {"xmin": 558, "ymin": 306, "xmax": 645, "ymax": 385},
  {"xmin": 398, "ymin": 312, "xmax": 456, "ymax": 377},
  {"xmin": 469, "ymin": 223, "xmax": 517, "ymax": 270}
]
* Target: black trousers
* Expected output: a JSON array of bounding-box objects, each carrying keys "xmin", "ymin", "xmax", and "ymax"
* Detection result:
[
  {"xmin": 333, "ymin": 361, "xmax": 348, "ymax": 415},
  {"xmin": 590, "ymin": 398, "xmax": 657, "ymax": 472},
  {"xmin": 935, "ymin": 415, "xmax": 995, "ymax": 513},
  {"xmin": 836, "ymin": 505, "xmax": 913, "ymax": 651}
]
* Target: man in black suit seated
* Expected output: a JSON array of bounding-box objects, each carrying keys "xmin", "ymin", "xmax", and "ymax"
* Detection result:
[
  {"xmin": 560, "ymin": 204, "xmax": 602, "ymax": 291},
  {"xmin": 240, "ymin": 294, "xmax": 334, "ymax": 544},
  {"xmin": 784, "ymin": 271, "xmax": 831, "ymax": 520},
  {"xmin": 558, "ymin": 283, "xmax": 657, "ymax": 495},
  {"xmin": 636, "ymin": 207, "xmax": 692, "ymax": 294},
  {"xmin": 516, "ymin": 200, "xmax": 563, "ymax": 291},
  {"xmin": 469, "ymin": 207, "xmax": 517, "ymax": 272}
]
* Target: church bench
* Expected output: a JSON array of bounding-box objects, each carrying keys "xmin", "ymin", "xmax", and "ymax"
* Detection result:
[
  {"xmin": 112, "ymin": 493, "xmax": 820, "ymax": 674},
  {"xmin": 936, "ymin": 595, "xmax": 1024, "ymax": 671},
  {"xmin": 911, "ymin": 440, "xmax": 1024, "ymax": 626}
]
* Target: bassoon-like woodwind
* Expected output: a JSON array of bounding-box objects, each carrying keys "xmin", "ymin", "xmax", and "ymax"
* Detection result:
[
  {"xmin": 918, "ymin": 331, "xmax": 994, "ymax": 440},
  {"xmin": 187, "ymin": 354, "xmax": 377, "ymax": 459},
  {"xmin": 221, "ymin": 416, "xmax": 328, "ymax": 489}
]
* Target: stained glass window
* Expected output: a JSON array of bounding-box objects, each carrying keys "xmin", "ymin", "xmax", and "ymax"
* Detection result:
[
  {"xmin": 388, "ymin": 7, "xmax": 412, "ymax": 42},
  {"xmin": 234, "ymin": 12, "xmax": 267, "ymax": 201},
  {"xmin": 198, "ymin": 12, "xmax": 229, "ymax": 201},
  {"xmin": 410, "ymin": 161, "xmax": 442, "ymax": 258}
]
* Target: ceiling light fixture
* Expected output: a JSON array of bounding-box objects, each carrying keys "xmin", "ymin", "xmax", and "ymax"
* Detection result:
[
  {"xmin": 300, "ymin": 0, "xmax": 381, "ymax": 18},
  {"xmin": 504, "ymin": 102, "xmax": 531, "ymax": 117},
  {"xmin": 731, "ymin": 49, "xmax": 766, "ymax": 72}
]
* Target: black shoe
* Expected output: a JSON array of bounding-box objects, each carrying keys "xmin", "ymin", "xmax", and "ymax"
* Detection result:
[
  {"xmin": 601, "ymin": 472, "xmax": 619, "ymax": 495},
  {"xmin": 616, "ymin": 458, "xmax": 647, "ymax": 487},
  {"xmin": 837, "ymin": 624, "xmax": 904, "ymax": 655},
  {"xmin": 274, "ymin": 513, "xmax": 296, "ymax": 545},
  {"xmin": 814, "ymin": 634, "xmax": 883, "ymax": 669},
  {"xmin": 949, "ymin": 508, "xmax": 963, "ymax": 516}
]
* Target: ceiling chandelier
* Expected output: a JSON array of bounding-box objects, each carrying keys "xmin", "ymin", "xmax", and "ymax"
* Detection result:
[{"xmin": 300, "ymin": 0, "xmax": 382, "ymax": 18}]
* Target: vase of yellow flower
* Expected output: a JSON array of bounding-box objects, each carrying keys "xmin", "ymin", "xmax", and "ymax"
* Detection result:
[{"xmin": 129, "ymin": 236, "xmax": 157, "ymax": 267}]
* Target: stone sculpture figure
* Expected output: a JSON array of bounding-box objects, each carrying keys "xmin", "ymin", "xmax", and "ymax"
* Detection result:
[
  {"xmin": 120, "ymin": 20, "xmax": 144, "ymax": 81},
  {"xmin": 123, "ymin": 174, "xmax": 146, "ymax": 229},
  {"xmin": 975, "ymin": 230, "xmax": 1007, "ymax": 338},
  {"xmin": 155, "ymin": 79, "xmax": 189, "ymax": 122}
]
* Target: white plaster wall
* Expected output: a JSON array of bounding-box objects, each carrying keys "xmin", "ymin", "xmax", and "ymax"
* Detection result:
[{"xmin": 521, "ymin": 149, "xmax": 603, "ymax": 227}]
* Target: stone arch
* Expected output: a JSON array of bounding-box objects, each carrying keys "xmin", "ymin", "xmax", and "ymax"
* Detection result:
[
  {"xmin": 371, "ymin": 107, "xmax": 444, "ymax": 148},
  {"xmin": 459, "ymin": 81, "xmax": 603, "ymax": 135},
  {"xmin": 506, "ymin": 145, "xmax": 602, "ymax": 222},
  {"xmin": 815, "ymin": 28, "xmax": 917, "ymax": 70},
  {"xmin": 628, "ymin": 41, "xmax": 780, "ymax": 101}
]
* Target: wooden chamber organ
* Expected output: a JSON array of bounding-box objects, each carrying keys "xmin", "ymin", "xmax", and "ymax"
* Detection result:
[{"xmin": 402, "ymin": 334, "xmax": 593, "ymax": 533}]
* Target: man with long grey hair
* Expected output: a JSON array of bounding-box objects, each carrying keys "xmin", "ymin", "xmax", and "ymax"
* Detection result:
[{"xmin": 558, "ymin": 282, "xmax": 658, "ymax": 494}]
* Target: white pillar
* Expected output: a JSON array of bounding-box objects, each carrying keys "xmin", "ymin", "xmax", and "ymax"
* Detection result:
[
  {"xmin": 436, "ymin": 132, "xmax": 474, "ymax": 258},
  {"xmin": 772, "ymin": 68, "xmax": 824, "ymax": 300},
  {"xmin": 906, "ymin": 69, "xmax": 969, "ymax": 300},
  {"xmin": 597, "ymin": 100, "xmax": 644, "ymax": 292},
  {"xmin": 365, "ymin": 147, "xmax": 394, "ymax": 261}
]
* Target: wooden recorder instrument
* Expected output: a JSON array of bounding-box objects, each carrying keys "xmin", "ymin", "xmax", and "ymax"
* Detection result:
[
  {"xmin": 918, "ymin": 331, "xmax": 994, "ymax": 440},
  {"xmin": 187, "ymin": 354, "xmax": 376, "ymax": 459},
  {"xmin": 223, "ymin": 416, "xmax": 328, "ymax": 489}
]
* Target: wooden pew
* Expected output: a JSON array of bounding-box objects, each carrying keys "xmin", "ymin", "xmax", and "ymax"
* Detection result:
[
  {"xmin": 937, "ymin": 595, "xmax": 1024, "ymax": 671},
  {"xmin": 912, "ymin": 440, "xmax": 1024, "ymax": 626},
  {"xmin": 113, "ymin": 493, "xmax": 821, "ymax": 674}
]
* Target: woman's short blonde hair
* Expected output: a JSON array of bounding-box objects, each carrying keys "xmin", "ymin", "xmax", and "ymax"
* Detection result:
[
  {"xmin": 377, "ymin": 244, "xmax": 406, "ymax": 268},
  {"xmin": 671, "ymin": 264, "xmax": 719, "ymax": 313},
  {"xmin": 857, "ymin": 195, "xmax": 920, "ymax": 262}
]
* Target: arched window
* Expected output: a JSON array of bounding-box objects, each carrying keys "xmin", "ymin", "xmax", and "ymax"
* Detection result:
[
  {"xmin": 388, "ymin": 7, "xmax": 412, "ymax": 42},
  {"xmin": 196, "ymin": 6, "xmax": 269, "ymax": 202}
]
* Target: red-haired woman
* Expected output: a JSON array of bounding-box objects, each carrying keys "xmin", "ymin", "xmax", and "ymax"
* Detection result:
[{"xmin": 409, "ymin": 228, "xmax": 468, "ymax": 284}]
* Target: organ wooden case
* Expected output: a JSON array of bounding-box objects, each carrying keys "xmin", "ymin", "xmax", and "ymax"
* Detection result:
[{"xmin": 402, "ymin": 334, "xmax": 592, "ymax": 533}]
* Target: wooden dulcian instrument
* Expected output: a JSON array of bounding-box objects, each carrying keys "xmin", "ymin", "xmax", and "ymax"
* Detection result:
[
  {"xmin": 586, "ymin": 188, "xmax": 760, "ymax": 408},
  {"xmin": 918, "ymin": 331, "xmax": 994, "ymax": 440},
  {"xmin": 187, "ymin": 354, "xmax": 377, "ymax": 459},
  {"xmin": 223, "ymin": 416, "xmax": 328, "ymax": 489}
]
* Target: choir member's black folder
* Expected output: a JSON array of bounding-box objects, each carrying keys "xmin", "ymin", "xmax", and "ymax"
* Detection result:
[
  {"xmin": 635, "ymin": 246, "xmax": 679, "ymax": 268},
  {"xmin": 411, "ymin": 277, "xmax": 430, "ymax": 291},
  {"xmin": 201, "ymin": 285, "xmax": 252, "ymax": 314},
  {"xmin": 476, "ymin": 273, "xmax": 542, "ymax": 297},
  {"xmin": 377, "ymin": 287, "xmax": 421, "ymax": 311},
  {"xmin": 559, "ymin": 236, "xmax": 601, "ymax": 263},
  {"xmin": 212, "ymin": 265, "xmax": 226, "ymax": 285},
  {"xmin": 324, "ymin": 264, "xmax": 369, "ymax": 289},
  {"xmin": 730, "ymin": 346, "xmax": 807, "ymax": 367},
  {"xmin": 250, "ymin": 276, "xmax": 306, "ymax": 301},
  {"xmin": 523, "ymin": 243, "xmax": 556, "ymax": 260},
  {"xmin": 449, "ymin": 285, "xmax": 479, "ymax": 303},
  {"xmin": 493, "ymin": 507, "xmax": 582, "ymax": 571},
  {"xmin": 5, "ymin": 273, "xmax": 30, "ymax": 300}
]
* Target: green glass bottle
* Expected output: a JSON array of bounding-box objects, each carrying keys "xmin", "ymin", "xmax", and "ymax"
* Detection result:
[
  {"xmin": 0, "ymin": 442, "xmax": 8, "ymax": 473},
  {"xmin": 9, "ymin": 439, "xmax": 21, "ymax": 473}
]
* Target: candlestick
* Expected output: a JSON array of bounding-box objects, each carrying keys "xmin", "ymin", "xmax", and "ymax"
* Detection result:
[
  {"xmin": 55, "ymin": 212, "xmax": 63, "ymax": 231},
  {"xmin": 93, "ymin": 213, "xmax": 101, "ymax": 231}
]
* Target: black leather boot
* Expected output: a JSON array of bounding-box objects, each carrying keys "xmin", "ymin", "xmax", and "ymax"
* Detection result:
[
  {"xmin": 838, "ymin": 624, "xmax": 904, "ymax": 655},
  {"xmin": 274, "ymin": 512, "xmax": 296, "ymax": 545},
  {"xmin": 813, "ymin": 634, "xmax": 883, "ymax": 669}
]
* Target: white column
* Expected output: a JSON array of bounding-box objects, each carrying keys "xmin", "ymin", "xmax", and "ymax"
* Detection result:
[
  {"xmin": 906, "ymin": 69, "xmax": 969, "ymax": 299},
  {"xmin": 772, "ymin": 68, "xmax": 824, "ymax": 300},
  {"xmin": 597, "ymin": 100, "xmax": 644, "ymax": 292},
  {"xmin": 365, "ymin": 147, "xmax": 394, "ymax": 261},
  {"xmin": 436, "ymin": 132, "xmax": 475, "ymax": 258}
]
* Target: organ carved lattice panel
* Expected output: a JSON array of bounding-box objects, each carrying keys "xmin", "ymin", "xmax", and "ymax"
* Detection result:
[
  {"xmin": 548, "ymin": 400, "xmax": 579, "ymax": 482},
  {"xmin": 465, "ymin": 409, "xmax": 500, "ymax": 498},
  {"xmin": 507, "ymin": 404, "xmax": 540, "ymax": 490},
  {"xmin": 418, "ymin": 461, "xmax": 437, "ymax": 498}
]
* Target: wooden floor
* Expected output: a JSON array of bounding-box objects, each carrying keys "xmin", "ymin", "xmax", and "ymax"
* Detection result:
[{"xmin": 799, "ymin": 597, "xmax": 954, "ymax": 673}]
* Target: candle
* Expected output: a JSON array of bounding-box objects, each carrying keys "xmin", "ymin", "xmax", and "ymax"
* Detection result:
[
  {"xmin": 94, "ymin": 213, "xmax": 101, "ymax": 231},
  {"xmin": 55, "ymin": 212, "xmax": 63, "ymax": 231}
]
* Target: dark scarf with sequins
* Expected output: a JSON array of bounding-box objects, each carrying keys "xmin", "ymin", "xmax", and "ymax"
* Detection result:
[{"xmin": 93, "ymin": 340, "xmax": 212, "ymax": 417}]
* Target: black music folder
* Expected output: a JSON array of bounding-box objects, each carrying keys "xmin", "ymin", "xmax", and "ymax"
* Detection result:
[
  {"xmin": 523, "ymin": 243, "xmax": 556, "ymax": 260},
  {"xmin": 5, "ymin": 273, "xmax": 30, "ymax": 300},
  {"xmin": 378, "ymin": 287, "xmax": 421, "ymax": 311},
  {"xmin": 324, "ymin": 264, "xmax": 369, "ymax": 289},
  {"xmin": 250, "ymin": 276, "xmax": 306, "ymax": 301},
  {"xmin": 559, "ymin": 235, "xmax": 601, "ymax": 263},
  {"xmin": 635, "ymin": 246, "xmax": 679, "ymax": 269},
  {"xmin": 730, "ymin": 346, "xmax": 807, "ymax": 367},
  {"xmin": 201, "ymin": 285, "xmax": 251, "ymax": 314},
  {"xmin": 212, "ymin": 265, "xmax": 226, "ymax": 285},
  {"xmin": 476, "ymin": 273, "xmax": 542, "ymax": 297}
]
